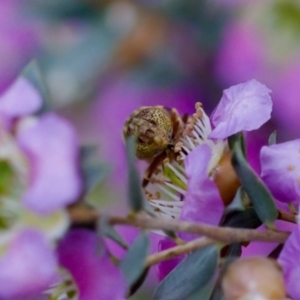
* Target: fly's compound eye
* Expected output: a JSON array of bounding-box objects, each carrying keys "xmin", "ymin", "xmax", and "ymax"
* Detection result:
[{"xmin": 123, "ymin": 106, "xmax": 173, "ymax": 159}]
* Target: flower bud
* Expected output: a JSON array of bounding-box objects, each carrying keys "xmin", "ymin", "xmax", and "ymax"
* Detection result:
[
  {"xmin": 222, "ymin": 257, "xmax": 286, "ymax": 300},
  {"xmin": 213, "ymin": 151, "xmax": 240, "ymax": 206}
]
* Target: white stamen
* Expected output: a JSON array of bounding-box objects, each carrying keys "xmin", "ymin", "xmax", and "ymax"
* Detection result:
[
  {"xmin": 164, "ymin": 182, "xmax": 186, "ymax": 195},
  {"xmin": 157, "ymin": 184, "xmax": 181, "ymax": 201},
  {"xmin": 166, "ymin": 163, "xmax": 188, "ymax": 185},
  {"xmin": 153, "ymin": 199, "xmax": 184, "ymax": 206},
  {"xmin": 194, "ymin": 122, "xmax": 205, "ymax": 137},
  {"xmin": 172, "ymin": 161, "xmax": 185, "ymax": 173},
  {"xmin": 186, "ymin": 136, "xmax": 196, "ymax": 149},
  {"xmin": 192, "ymin": 129, "xmax": 202, "ymax": 144},
  {"xmin": 182, "ymin": 145, "xmax": 191, "ymax": 154}
]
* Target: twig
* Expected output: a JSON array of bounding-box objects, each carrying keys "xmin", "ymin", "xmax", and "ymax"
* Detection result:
[
  {"xmin": 68, "ymin": 205, "xmax": 291, "ymax": 244},
  {"xmin": 278, "ymin": 210, "xmax": 297, "ymax": 223},
  {"xmin": 145, "ymin": 237, "xmax": 216, "ymax": 267}
]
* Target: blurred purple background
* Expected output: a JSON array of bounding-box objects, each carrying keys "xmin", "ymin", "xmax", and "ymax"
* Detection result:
[{"xmin": 3, "ymin": 0, "xmax": 300, "ymax": 297}]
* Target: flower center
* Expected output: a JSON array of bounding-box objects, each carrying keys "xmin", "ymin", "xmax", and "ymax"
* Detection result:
[{"xmin": 144, "ymin": 103, "xmax": 227, "ymax": 220}]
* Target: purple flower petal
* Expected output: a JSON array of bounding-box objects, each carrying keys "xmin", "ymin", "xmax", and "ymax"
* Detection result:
[
  {"xmin": 156, "ymin": 238, "xmax": 185, "ymax": 281},
  {"xmin": 260, "ymin": 139, "xmax": 300, "ymax": 203},
  {"xmin": 17, "ymin": 113, "xmax": 82, "ymax": 214},
  {"xmin": 0, "ymin": 229, "xmax": 58, "ymax": 299},
  {"xmin": 0, "ymin": 77, "xmax": 42, "ymax": 119},
  {"xmin": 180, "ymin": 144, "xmax": 224, "ymax": 241},
  {"xmin": 58, "ymin": 229, "xmax": 126, "ymax": 300},
  {"xmin": 278, "ymin": 223, "xmax": 300, "ymax": 299},
  {"xmin": 209, "ymin": 79, "xmax": 272, "ymax": 139}
]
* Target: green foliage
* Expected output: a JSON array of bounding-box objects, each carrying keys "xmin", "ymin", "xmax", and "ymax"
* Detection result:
[
  {"xmin": 80, "ymin": 144, "xmax": 111, "ymax": 194},
  {"xmin": 126, "ymin": 137, "xmax": 145, "ymax": 212},
  {"xmin": 231, "ymin": 139, "xmax": 278, "ymax": 228},
  {"xmin": 0, "ymin": 161, "xmax": 15, "ymax": 196},
  {"xmin": 98, "ymin": 215, "xmax": 128, "ymax": 250},
  {"xmin": 154, "ymin": 245, "xmax": 219, "ymax": 300},
  {"xmin": 120, "ymin": 233, "xmax": 150, "ymax": 287},
  {"xmin": 268, "ymin": 130, "xmax": 277, "ymax": 145},
  {"xmin": 21, "ymin": 60, "xmax": 51, "ymax": 113},
  {"xmin": 273, "ymin": 0, "xmax": 300, "ymax": 33}
]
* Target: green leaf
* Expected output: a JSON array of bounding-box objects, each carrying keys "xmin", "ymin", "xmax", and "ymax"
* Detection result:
[
  {"xmin": 80, "ymin": 145, "xmax": 111, "ymax": 193},
  {"xmin": 228, "ymin": 132, "xmax": 246, "ymax": 158},
  {"xmin": 120, "ymin": 232, "xmax": 150, "ymax": 287},
  {"xmin": 187, "ymin": 281, "xmax": 214, "ymax": 300},
  {"xmin": 221, "ymin": 207, "xmax": 262, "ymax": 230},
  {"xmin": 268, "ymin": 130, "xmax": 277, "ymax": 145},
  {"xmin": 128, "ymin": 267, "xmax": 150, "ymax": 297},
  {"xmin": 210, "ymin": 257, "xmax": 238, "ymax": 300},
  {"xmin": 98, "ymin": 215, "xmax": 128, "ymax": 250},
  {"xmin": 223, "ymin": 187, "xmax": 245, "ymax": 215},
  {"xmin": 231, "ymin": 143, "xmax": 278, "ymax": 227},
  {"xmin": 0, "ymin": 161, "xmax": 15, "ymax": 196},
  {"xmin": 154, "ymin": 245, "xmax": 219, "ymax": 300},
  {"xmin": 126, "ymin": 137, "xmax": 145, "ymax": 212},
  {"xmin": 21, "ymin": 60, "xmax": 51, "ymax": 113}
]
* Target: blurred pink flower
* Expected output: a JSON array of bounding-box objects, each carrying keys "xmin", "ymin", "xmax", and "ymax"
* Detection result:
[
  {"xmin": 0, "ymin": 73, "xmax": 82, "ymax": 298},
  {"xmin": 0, "ymin": 1, "xmax": 39, "ymax": 92},
  {"xmin": 214, "ymin": 22, "xmax": 265, "ymax": 86},
  {"xmin": 0, "ymin": 229, "xmax": 58, "ymax": 300},
  {"xmin": 0, "ymin": 76, "xmax": 82, "ymax": 215},
  {"xmin": 58, "ymin": 229, "xmax": 127, "ymax": 300},
  {"xmin": 273, "ymin": 62, "xmax": 300, "ymax": 136},
  {"xmin": 18, "ymin": 113, "xmax": 82, "ymax": 214}
]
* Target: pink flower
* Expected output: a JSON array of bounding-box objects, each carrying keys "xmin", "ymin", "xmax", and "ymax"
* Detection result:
[
  {"xmin": 0, "ymin": 77, "xmax": 41, "ymax": 123},
  {"xmin": 260, "ymin": 139, "xmax": 300, "ymax": 204},
  {"xmin": 144, "ymin": 79, "xmax": 273, "ymax": 278},
  {"xmin": 179, "ymin": 144, "xmax": 224, "ymax": 241},
  {"xmin": 278, "ymin": 223, "xmax": 300, "ymax": 299},
  {"xmin": 17, "ymin": 113, "xmax": 82, "ymax": 214},
  {"xmin": 58, "ymin": 229, "xmax": 127, "ymax": 300},
  {"xmin": 156, "ymin": 237, "xmax": 185, "ymax": 281},
  {"xmin": 0, "ymin": 72, "xmax": 82, "ymax": 298},
  {"xmin": 0, "ymin": 230, "xmax": 58, "ymax": 299},
  {"xmin": 210, "ymin": 79, "xmax": 272, "ymax": 139}
]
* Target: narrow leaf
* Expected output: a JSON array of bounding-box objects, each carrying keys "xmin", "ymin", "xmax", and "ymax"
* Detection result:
[
  {"xmin": 126, "ymin": 137, "xmax": 145, "ymax": 212},
  {"xmin": 21, "ymin": 60, "xmax": 51, "ymax": 113},
  {"xmin": 128, "ymin": 267, "xmax": 150, "ymax": 297},
  {"xmin": 98, "ymin": 215, "xmax": 128, "ymax": 250},
  {"xmin": 221, "ymin": 207, "xmax": 262, "ymax": 229},
  {"xmin": 231, "ymin": 143, "xmax": 278, "ymax": 227},
  {"xmin": 120, "ymin": 232, "xmax": 149, "ymax": 287},
  {"xmin": 228, "ymin": 132, "xmax": 246, "ymax": 158},
  {"xmin": 154, "ymin": 245, "xmax": 219, "ymax": 300},
  {"xmin": 268, "ymin": 130, "xmax": 277, "ymax": 145},
  {"xmin": 80, "ymin": 145, "xmax": 111, "ymax": 192},
  {"xmin": 210, "ymin": 257, "xmax": 238, "ymax": 300},
  {"xmin": 187, "ymin": 281, "xmax": 214, "ymax": 300}
]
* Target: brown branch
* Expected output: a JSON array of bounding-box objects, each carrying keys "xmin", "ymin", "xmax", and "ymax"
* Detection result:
[
  {"xmin": 68, "ymin": 205, "xmax": 291, "ymax": 244},
  {"xmin": 278, "ymin": 210, "xmax": 297, "ymax": 223},
  {"xmin": 145, "ymin": 237, "xmax": 216, "ymax": 267}
]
